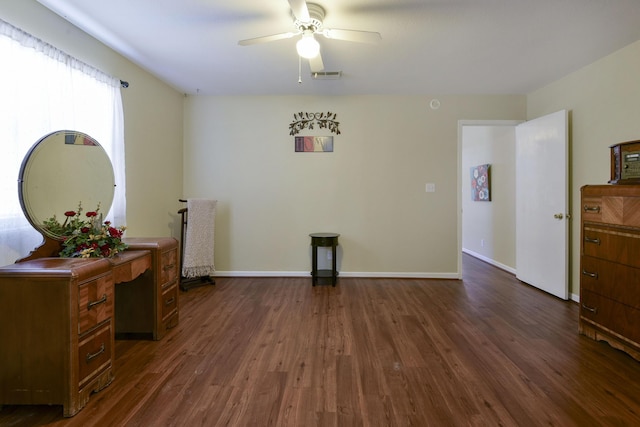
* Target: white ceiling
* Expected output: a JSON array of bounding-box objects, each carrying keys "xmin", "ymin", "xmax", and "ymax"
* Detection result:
[{"xmin": 36, "ymin": 0, "xmax": 640, "ymax": 96}]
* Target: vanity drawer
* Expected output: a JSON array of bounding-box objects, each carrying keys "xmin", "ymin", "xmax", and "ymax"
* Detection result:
[
  {"xmin": 581, "ymin": 256, "xmax": 640, "ymax": 309},
  {"xmin": 78, "ymin": 322, "xmax": 112, "ymax": 387},
  {"xmin": 581, "ymin": 290, "xmax": 640, "ymax": 344},
  {"xmin": 583, "ymin": 225, "xmax": 640, "ymax": 268},
  {"xmin": 78, "ymin": 274, "xmax": 114, "ymax": 335},
  {"xmin": 161, "ymin": 283, "xmax": 179, "ymax": 320},
  {"xmin": 161, "ymin": 249, "xmax": 178, "ymax": 287},
  {"xmin": 111, "ymin": 250, "xmax": 151, "ymax": 284}
]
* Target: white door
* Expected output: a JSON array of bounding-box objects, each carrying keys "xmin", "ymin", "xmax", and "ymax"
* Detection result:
[{"xmin": 515, "ymin": 110, "xmax": 569, "ymax": 300}]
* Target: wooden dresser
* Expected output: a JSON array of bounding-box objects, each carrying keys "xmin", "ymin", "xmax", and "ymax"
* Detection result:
[
  {"xmin": 580, "ymin": 185, "xmax": 640, "ymax": 360},
  {"xmin": 0, "ymin": 257, "xmax": 116, "ymax": 417}
]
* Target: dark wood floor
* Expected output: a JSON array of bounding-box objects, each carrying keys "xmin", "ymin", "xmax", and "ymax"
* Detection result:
[{"xmin": 3, "ymin": 254, "xmax": 640, "ymax": 426}]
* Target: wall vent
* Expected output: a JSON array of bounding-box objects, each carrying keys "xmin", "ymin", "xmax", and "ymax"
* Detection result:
[{"xmin": 311, "ymin": 71, "xmax": 342, "ymax": 80}]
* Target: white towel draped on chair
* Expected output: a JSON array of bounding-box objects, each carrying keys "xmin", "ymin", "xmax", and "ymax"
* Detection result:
[{"xmin": 182, "ymin": 199, "xmax": 217, "ymax": 278}]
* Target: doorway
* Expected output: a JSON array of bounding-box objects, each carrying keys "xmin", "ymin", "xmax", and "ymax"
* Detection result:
[
  {"xmin": 458, "ymin": 120, "xmax": 521, "ymax": 276},
  {"xmin": 458, "ymin": 112, "xmax": 569, "ymax": 300}
]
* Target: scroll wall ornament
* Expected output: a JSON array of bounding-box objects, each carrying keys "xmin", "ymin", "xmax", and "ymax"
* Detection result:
[{"xmin": 289, "ymin": 112, "xmax": 341, "ymax": 136}]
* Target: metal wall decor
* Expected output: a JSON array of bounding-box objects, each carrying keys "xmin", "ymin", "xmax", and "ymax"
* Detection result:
[{"xmin": 289, "ymin": 112, "xmax": 341, "ymax": 136}]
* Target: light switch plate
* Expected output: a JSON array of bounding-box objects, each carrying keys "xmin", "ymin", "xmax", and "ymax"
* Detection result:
[{"xmin": 425, "ymin": 183, "xmax": 436, "ymax": 192}]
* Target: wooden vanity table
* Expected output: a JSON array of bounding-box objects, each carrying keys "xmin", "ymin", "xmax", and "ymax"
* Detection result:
[
  {"xmin": 0, "ymin": 130, "xmax": 182, "ymax": 416},
  {"xmin": 0, "ymin": 239, "xmax": 180, "ymax": 416}
]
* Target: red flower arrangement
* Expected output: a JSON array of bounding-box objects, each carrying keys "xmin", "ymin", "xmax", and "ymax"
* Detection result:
[{"xmin": 47, "ymin": 203, "xmax": 128, "ymax": 258}]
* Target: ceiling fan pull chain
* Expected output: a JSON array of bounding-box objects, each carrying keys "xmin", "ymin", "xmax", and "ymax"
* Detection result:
[{"xmin": 298, "ymin": 55, "xmax": 302, "ymax": 84}]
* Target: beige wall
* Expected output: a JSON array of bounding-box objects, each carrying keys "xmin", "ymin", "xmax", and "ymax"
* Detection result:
[
  {"xmin": 10, "ymin": 0, "xmax": 639, "ymax": 283},
  {"xmin": 1, "ymin": 0, "xmax": 185, "ymax": 240},
  {"xmin": 184, "ymin": 95, "xmax": 525, "ymax": 276},
  {"xmin": 527, "ymin": 40, "xmax": 640, "ymax": 297}
]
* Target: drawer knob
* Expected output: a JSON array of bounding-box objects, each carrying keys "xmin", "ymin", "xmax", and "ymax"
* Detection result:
[
  {"xmin": 87, "ymin": 294, "xmax": 107, "ymax": 310},
  {"xmin": 581, "ymin": 303, "xmax": 598, "ymax": 314},
  {"xmin": 165, "ymin": 297, "xmax": 175, "ymax": 306},
  {"xmin": 582, "ymin": 270, "xmax": 598, "ymax": 279},
  {"xmin": 86, "ymin": 343, "xmax": 105, "ymax": 362},
  {"xmin": 583, "ymin": 205, "xmax": 600, "ymax": 213},
  {"xmin": 584, "ymin": 236, "xmax": 600, "ymax": 245}
]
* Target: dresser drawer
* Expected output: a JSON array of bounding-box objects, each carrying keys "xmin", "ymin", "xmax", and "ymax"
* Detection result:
[
  {"xmin": 583, "ymin": 225, "xmax": 640, "ymax": 268},
  {"xmin": 583, "ymin": 195, "xmax": 640, "ymax": 227},
  {"xmin": 78, "ymin": 322, "xmax": 112, "ymax": 388},
  {"xmin": 78, "ymin": 274, "xmax": 114, "ymax": 335},
  {"xmin": 582, "ymin": 197, "xmax": 603, "ymax": 222},
  {"xmin": 161, "ymin": 249, "xmax": 178, "ymax": 286},
  {"xmin": 581, "ymin": 290, "xmax": 640, "ymax": 344},
  {"xmin": 619, "ymin": 197, "xmax": 640, "ymax": 227},
  {"xmin": 581, "ymin": 256, "xmax": 640, "ymax": 309},
  {"xmin": 161, "ymin": 283, "xmax": 179, "ymax": 320}
]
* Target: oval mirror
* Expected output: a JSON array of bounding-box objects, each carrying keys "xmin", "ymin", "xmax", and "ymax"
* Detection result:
[{"xmin": 18, "ymin": 130, "xmax": 115, "ymax": 241}]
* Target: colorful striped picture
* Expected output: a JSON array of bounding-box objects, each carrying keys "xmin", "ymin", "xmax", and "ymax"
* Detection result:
[{"xmin": 294, "ymin": 136, "xmax": 333, "ymax": 152}]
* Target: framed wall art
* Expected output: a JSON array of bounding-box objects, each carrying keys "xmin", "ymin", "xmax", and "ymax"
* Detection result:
[
  {"xmin": 294, "ymin": 136, "xmax": 333, "ymax": 152},
  {"xmin": 470, "ymin": 164, "xmax": 491, "ymax": 201}
]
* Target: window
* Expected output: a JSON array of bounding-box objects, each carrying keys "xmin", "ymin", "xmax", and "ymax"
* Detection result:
[{"xmin": 0, "ymin": 19, "xmax": 125, "ymax": 266}]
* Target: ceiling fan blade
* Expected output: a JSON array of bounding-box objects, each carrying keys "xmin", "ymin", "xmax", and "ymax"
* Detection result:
[
  {"xmin": 322, "ymin": 28, "xmax": 382, "ymax": 44},
  {"xmin": 238, "ymin": 32, "xmax": 297, "ymax": 46},
  {"xmin": 288, "ymin": 0, "xmax": 310, "ymax": 22},
  {"xmin": 309, "ymin": 52, "xmax": 324, "ymax": 73}
]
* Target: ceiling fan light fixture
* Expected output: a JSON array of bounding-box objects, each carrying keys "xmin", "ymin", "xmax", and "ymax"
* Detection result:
[{"xmin": 296, "ymin": 32, "xmax": 320, "ymax": 59}]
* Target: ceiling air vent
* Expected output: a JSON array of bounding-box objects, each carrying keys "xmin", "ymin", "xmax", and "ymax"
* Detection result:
[{"xmin": 311, "ymin": 71, "xmax": 342, "ymax": 80}]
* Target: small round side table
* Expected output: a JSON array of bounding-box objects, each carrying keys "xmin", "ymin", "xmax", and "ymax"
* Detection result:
[{"xmin": 309, "ymin": 233, "xmax": 340, "ymax": 286}]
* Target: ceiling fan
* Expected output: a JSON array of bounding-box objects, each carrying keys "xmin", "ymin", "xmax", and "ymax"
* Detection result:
[{"xmin": 238, "ymin": 0, "xmax": 382, "ymax": 73}]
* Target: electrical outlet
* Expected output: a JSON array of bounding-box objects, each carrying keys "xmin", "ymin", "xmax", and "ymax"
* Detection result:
[{"xmin": 425, "ymin": 183, "xmax": 436, "ymax": 193}]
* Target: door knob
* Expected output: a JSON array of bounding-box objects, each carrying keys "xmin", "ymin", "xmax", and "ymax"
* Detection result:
[{"xmin": 554, "ymin": 213, "xmax": 564, "ymax": 219}]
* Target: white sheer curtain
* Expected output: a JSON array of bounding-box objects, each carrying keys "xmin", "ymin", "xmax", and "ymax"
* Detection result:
[{"xmin": 0, "ymin": 19, "xmax": 126, "ymax": 266}]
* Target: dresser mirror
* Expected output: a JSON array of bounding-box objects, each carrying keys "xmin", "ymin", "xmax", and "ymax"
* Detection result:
[{"xmin": 17, "ymin": 130, "xmax": 115, "ymax": 260}]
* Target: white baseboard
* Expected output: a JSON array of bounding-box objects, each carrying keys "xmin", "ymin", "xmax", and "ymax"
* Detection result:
[
  {"xmin": 462, "ymin": 248, "xmax": 516, "ymax": 274},
  {"xmin": 211, "ymin": 271, "xmax": 459, "ymax": 279},
  {"xmin": 208, "ymin": 266, "xmax": 580, "ymax": 301},
  {"xmin": 462, "ymin": 249, "xmax": 581, "ymax": 303}
]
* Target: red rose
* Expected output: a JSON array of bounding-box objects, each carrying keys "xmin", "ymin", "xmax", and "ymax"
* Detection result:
[
  {"xmin": 64, "ymin": 211, "xmax": 76, "ymax": 217},
  {"xmin": 108, "ymin": 227, "xmax": 122, "ymax": 238},
  {"xmin": 80, "ymin": 227, "xmax": 90, "ymax": 233},
  {"xmin": 86, "ymin": 211, "xmax": 98, "ymax": 218}
]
